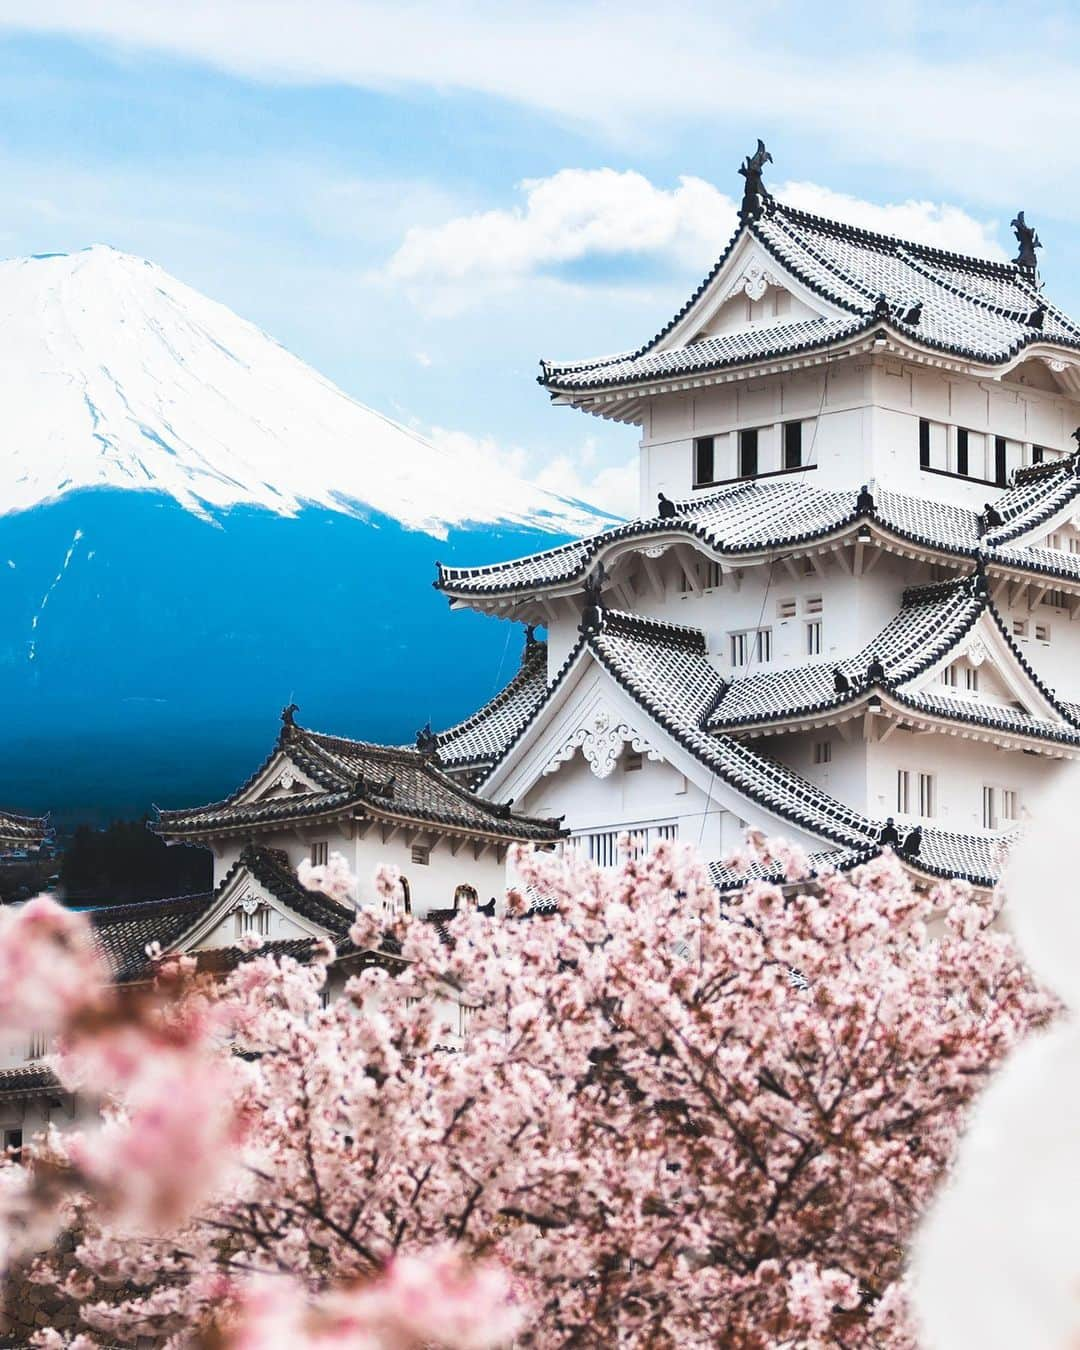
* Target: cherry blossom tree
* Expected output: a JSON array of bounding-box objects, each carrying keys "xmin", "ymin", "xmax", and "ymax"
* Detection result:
[{"xmin": 0, "ymin": 839, "xmax": 1052, "ymax": 1347}]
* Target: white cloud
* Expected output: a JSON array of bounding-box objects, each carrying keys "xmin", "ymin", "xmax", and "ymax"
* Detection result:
[
  {"xmin": 387, "ymin": 170, "xmax": 733, "ymax": 295},
  {"xmin": 535, "ymin": 453, "xmax": 638, "ymax": 520},
  {"xmin": 4, "ymin": 3, "xmax": 1080, "ymax": 207},
  {"xmin": 383, "ymin": 168, "xmax": 1005, "ymax": 312},
  {"xmin": 426, "ymin": 425, "xmax": 634, "ymax": 518}
]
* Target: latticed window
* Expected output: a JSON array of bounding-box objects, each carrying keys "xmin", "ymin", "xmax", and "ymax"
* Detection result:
[
  {"xmin": 896, "ymin": 769, "xmax": 910, "ymax": 814},
  {"xmin": 806, "ymin": 620, "xmax": 822, "ymax": 656},
  {"xmin": 310, "ymin": 840, "xmax": 328, "ymax": 866},
  {"xmin": 918, "ymin": 772, "xmax": 935, "ymax": 819}
]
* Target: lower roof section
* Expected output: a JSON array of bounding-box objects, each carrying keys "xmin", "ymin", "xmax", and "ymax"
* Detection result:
[{"xmin": 436, "ymin": 456, "xmax": 1080, "ymax": 611}]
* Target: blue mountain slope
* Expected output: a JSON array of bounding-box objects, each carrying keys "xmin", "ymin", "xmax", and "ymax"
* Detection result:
[{"xmin": 0, "ymin": 489, "xmax": 563, "ymax": 824}]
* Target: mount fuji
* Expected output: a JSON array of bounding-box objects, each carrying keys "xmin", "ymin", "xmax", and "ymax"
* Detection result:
[{"xmin": 0, "ymin": 246, "xmax": 610, "ymax": 823}]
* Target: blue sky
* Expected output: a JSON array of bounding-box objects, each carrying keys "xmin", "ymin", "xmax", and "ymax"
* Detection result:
[{"xmin": 1, "ymin": 2, "xmax": 1080, "ymax": 514}]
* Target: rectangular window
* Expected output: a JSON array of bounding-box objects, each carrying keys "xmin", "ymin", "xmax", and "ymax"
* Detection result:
[
  {"xmin": 1001, "ymin": 789, "xmax": 1019, "ymax": 823},
  {"xmin": 1035, "ymin": 622, "xmax": 1050, "ymax": 643},
  {"xmin": 918, "ymin": 771, "xmax": 935, "ymax": 819},
  {"xmin": 411, "ymin": 844, "xmax": 431, "ymax": 866},
  {"xmin": 693, "ymin": 436, "xmax": 715, "ymax": 488},
  {"xmin": 919, "ymin": 419, "xmax": 931, "ymax": 469},
  {"xmin": 778, "ymin": 597, "xmax": 797, "ymax": 619},
  {"xmin": 1012, "ymin": 618, "xmax": 1028, "ymax": 639},
  {"xmin": 965, "ymin": 666, "xmax": 979, "ymax": 692},
  {"xmin": 311, "ymin": 840, "xmax": 328, "ymax": 867},
  {"xmin": 813, "ymin": 740, "xmax": 832, "ymax": 765},
  {"xmin": 729, "ymin": 628, "xmax": 771, "ymax": 667},
  {"xmin": 623, "ymin": 750, "xmax": 643, "ymax": 772},
  {"xmin": 983, "ymin": 785, "xmax": 996, "ymax": 830},
  {"xmin": 1042, "ymin": 588, "xmax": 1066, "ymax": 609},
  {"xmin": 805, "ymin": 594, "xmax": 823, "ymax": 615},
  {"xmin": 806, "ymin": 619, "xmax": 822, "ymax": 656},
  {"xmin": 1071, "ymin": 537, "xmax": 1080, "ymax": 555},
  {"xmin": 738, "ymin": 428, "xmax": 759, "ymax": 478},
  {"xmin": 1032, "ymin": 445, "xmax": 1045, "ymax": 464},
  {"xmin": 26, "ymin": 1031, "xmax": 48, "ymax": 1061},
  {"xmin": 995, "ymin": 436, "xmax": 1008, "ymax": 486},
  {"xmin": 4, "ymin": 1130, "xmax": 22, "ymax": 1164},
  {"xmin": 956, "ymin": 427, "xmax": 969, "ymax": 476},
  {"xmin": 783, "ymin": 420, "xmax": 803, "ymax": 469},
  {"xmin": 941, "ymin": 664, "xmax": 958, "ymax": 687},
  {"xmin": 702, "ymin": 560, "xmax": 721, "ymax": 589},
  {"xmin": 896, "ymin": 769, "xmax": 910, "ymax": 815}
]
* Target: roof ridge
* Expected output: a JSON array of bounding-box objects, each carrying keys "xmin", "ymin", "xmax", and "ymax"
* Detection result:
[
  {"xmin": 88, "ymin": 891, "xmax": 214, "ymax": 924},
  {"xmin": 772, "ymin": 199, "xmax": 1020, "ymax": 278},
  {"xmin": 595, "ymin": 607, "xmax": 708, "ymax": 651}
]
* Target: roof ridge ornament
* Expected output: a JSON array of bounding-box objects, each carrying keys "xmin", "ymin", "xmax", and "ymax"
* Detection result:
[
  {"xmin": 1011, "ymin": 210, "xmax": 1042, "ymax": 271},
  {"xmin": 657, "ymin": 492, "xmax": 677, "ymax": 519},
  {"xmin": 579, "ymin": 563, "xmax": 607, "ymax": 636},
  {"xmin": 738, "ymin": 139, "xmax": 775, "ymax": 222},
  {"xmin": 414, "ymin": 722, "xmax": 439, "ymax": 759}
]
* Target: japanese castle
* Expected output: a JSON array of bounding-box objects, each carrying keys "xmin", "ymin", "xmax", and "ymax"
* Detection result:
[{"xmin": 156, "ymin": 146, "xmax": 1080, "ymax": 907}]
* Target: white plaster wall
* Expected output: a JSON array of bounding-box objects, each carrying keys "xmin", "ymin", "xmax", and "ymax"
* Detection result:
[
  {"xmin": 212, "ymin": 824, "xmax": 514, "ymax": 916},
  {"xmin": 867, "ymin": 729, "xmax": 1067, "ymax": 832},
  {"xmin": 636, "ymin": 358, "xmax": 1080, "ymax": 513},
  {"xmin": 520, "ymin": 742, "xmax": 743, "ymax": 858}
]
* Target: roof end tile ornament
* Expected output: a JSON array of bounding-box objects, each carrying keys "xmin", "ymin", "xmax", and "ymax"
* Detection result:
[
  {"xmin": 579, "ymin": 562, "xmax": 607, "ymax": 637},
  {"xmin": 657, "ymin": 492, "xmax": 678, "ymax": 520},
  {"xmin": 280, "ymin": 703, "xmax": 299, "ymax": 742},
  {"xmin": 414, "ymin": 722, "xmax": 440, "ymax": 761},
  {"xmin": 738, "ymin": 139, "xmax": 775, "ymax": 222},
  {"xmin": 1011, "ymin": 210, "xmax": 1042, "ymax": 272},
  {"xmin": 856, "ymin": 483, "xmax": 875, "ymax": 515}
]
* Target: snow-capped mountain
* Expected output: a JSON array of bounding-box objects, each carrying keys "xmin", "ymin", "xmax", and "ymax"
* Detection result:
[
  {"xmin": 0, "ymin": 245, "xmax": 599, "ymax": 536},
  {"xmin": 0, "ymin": 248, "xmax": 610, "ymax": 822}
]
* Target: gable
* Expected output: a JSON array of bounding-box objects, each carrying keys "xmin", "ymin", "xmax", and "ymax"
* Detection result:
[
  {"xmin": 171, "ymin": 861, "xmax": 342, "ymax": 955},
  {"xmin": 659, "ymin": 236, "xmax": 845, "ymax": 352},
  {"xmin": 911, "ymin": 616, "xmax": 1064, "ymax": 724},
  {"xmin": 236, "ymin": 750, "xmax": 323, "ymax": 806}
]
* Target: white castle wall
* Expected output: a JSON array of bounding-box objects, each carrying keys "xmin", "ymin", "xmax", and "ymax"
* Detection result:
[
  {"xmin": 637, "ymin": 356, "xmax": 1080, "ymax": 513},
  {"xmin": 213, "ymin": 825, "xmax": 512, "ymax": 917}
]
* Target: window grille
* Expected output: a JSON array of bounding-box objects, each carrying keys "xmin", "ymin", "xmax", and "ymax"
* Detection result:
[
  {"xmin": 310, "ymin": 840, "xmax": 328, "ymax": 866},
  {"xmin": 995, "ymin": 436, "xmax": 1008, "ymax": 486},
  {"xmin": 919, "ymin": 419, "xmax": 931, "ymax": 468},
  {"xmin": 806, "ymin": 620, "xmax": 822, "ymax": 656},
  {"xmin": 411, "ymin": 844, "xmax": 431, "ymax": 865},
  {"xmin": 804, "ymin": 595, "xmax": 823, "ymax": 614},
  {"xmin": 702, "ymin": 560, "xmax": 721, "ymax": 589},
  {"xmin": 236, "ymin": 906, "xmax": 270, "ymax": 938},
  {"xmin": 813, "ymin": 741, "xmax": 831, "ymax": 765},
  {"xmin": 917, "ymin": 772, "xmax": 935, "ymax": 819},
  {"xmin": 1012, "ymin": 619, "xmax": 1028, "ymax": 638},
  {"xmin": 26, "ymin": 1031, "xmax": 48, "ymax": 1061},
  {"xmin": 572, "ymin": 823, "xmax": 678, "ymax": 869},
  {"xmin": 1042, "ymin": 589, "xmax": 1066, "ymax": 609},
  {"xmin": 965, "ymin": 666, "xmax": 979, "ymax": 692},
  {"xmin": 4, "ymin": 1130, "xmax": 22, "ymax": 1164},
  {"xmin": 941, "ymin": 665, "xmax": 958, "ymax": 687},
  {"xmin": 1001, "ymin": 789, "xmax": 1019, "ymax": 823},
  {"xmin": 896, "ymin": 769, "xmax": 910, "ymax": 814},
  {"xmin": 778, "ymin": 597, "xmax": 796, "ymax": 619},
  {"xmin": 982, "ymin": 785, "xmax": 997, "ymax": 830},
  {"xmin": 1034, "ymin": 622, "xmax": 1050, "ymax": 643}
]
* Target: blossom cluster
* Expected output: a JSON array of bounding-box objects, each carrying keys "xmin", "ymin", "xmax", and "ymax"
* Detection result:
[{"xmin": 0, "ymin": 836, "xmax": 1053, "ymax": 1347}]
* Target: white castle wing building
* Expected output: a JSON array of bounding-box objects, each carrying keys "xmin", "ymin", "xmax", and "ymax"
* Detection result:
[{"xmin": 432, "ymin": 149, "xmax": 1080, "ymax": 893}]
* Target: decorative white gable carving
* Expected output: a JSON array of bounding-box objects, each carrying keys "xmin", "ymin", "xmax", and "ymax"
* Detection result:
[
  {"xmin": 232, "ymin": 891, "xmax": 263, "ymax": 916},
  {"xmin": 725, "ymin": 260, "xmax": 782, "ymax": 303},
  {"xmin": 542, "ymin": 707, "xmax": 661, "ymax": 780},
  {"xmin": 965, "ymin": 638, "xmax": 988, "ymax": 669}
]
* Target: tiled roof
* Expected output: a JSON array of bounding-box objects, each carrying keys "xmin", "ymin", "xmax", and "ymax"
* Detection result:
[
  {"xmin": 706, "ymin": 574, "xmax": 1080, "ymax": 747},
  {"xmin": 436, "ymin": 634, "xmax": 549, "ymax": 773},
  {"xmin": 157, "ymin": 721, "xmax": 565, "ymax": 844},
  {"xmin": 89, "ymin": 891, "xmax": 215, "ymax": 981},
  {"xmin": 0, "ymin": 810, "xmax": 48, "ymax": 848},
  {"xmin": 0, "ymin": 1063, "xmax": 60, "ymax": 1097},
  {"xmin": 708, "ymin": 577, "xmax": 983, "ymax": 730},
  {"xmin": 540, "ymin": 198, "xmax": 1080, "ymax": 394},
  {"xmin": 485, "ymin": 604, "xmax": 1013, "ymax": 888},
  {"xmin": 438, "ymin": 465, "xmax": 1080, "ymax": 601}
]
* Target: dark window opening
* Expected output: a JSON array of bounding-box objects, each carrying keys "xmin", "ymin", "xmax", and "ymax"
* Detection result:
[
  {"xmin": 738, "ymin": 428, "xmax": 759, "ymax": 478},
  {"xmin": 995, "ymin": 436, "xmax": 1008, "ymax": 486},
  {"xmin": 4, "ymin": 1130, "xmax": 22, "ymax": 1164},
  {"xmin": 693, "ymin": 436, "xmax": 715, "ymax": 488},
  {"xmin": 956, "ymin": 428, "xmax": 969, "ymax": 477},
  {"xmin": 1033, "ymin": 445, "xmax": 1045, "ymax": 464},
  {"xmin": 783, "ymin": 420, "xmax": 802, "ymax": 469},
  {"xmin": 919, "ymin": 419, "xmax": 931, "ymax": 468}
]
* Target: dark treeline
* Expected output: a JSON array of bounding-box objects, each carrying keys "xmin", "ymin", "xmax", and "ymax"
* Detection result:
[{"xmin": 59, "ymin": 820, "xmax": 212, "ymax": 904}]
